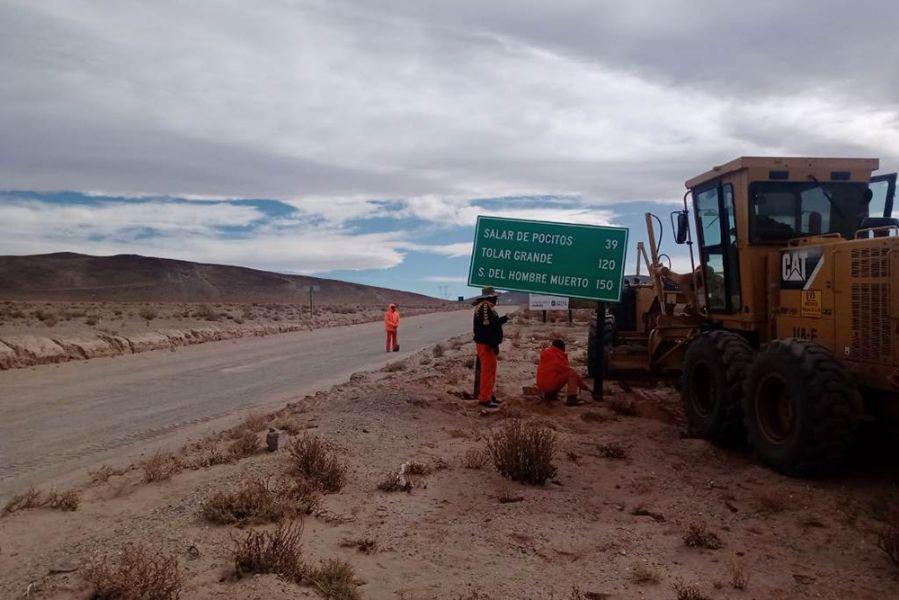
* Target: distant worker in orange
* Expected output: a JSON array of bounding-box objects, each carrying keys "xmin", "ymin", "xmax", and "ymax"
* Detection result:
[
  {"xmin": 384, "ymin": 303, "xmax": 400, "ymax": 352},
  {"xmin": 472, "ymin": 287, "xmax": 508, "ymax": 409},
  {"xmin": 537, "ymin": 340, "xmax": 591, "ymax": 406}
]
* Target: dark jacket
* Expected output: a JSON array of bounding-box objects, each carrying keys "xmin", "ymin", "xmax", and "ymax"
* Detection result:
[{"xmin": 473, "ymin": 301, "xmax": 508, "ymax": 348}]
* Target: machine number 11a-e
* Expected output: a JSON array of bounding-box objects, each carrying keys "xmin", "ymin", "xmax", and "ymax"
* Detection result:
[{"xmin": 791, "ymin": 326, "xmax": 818, "ymax": 341}]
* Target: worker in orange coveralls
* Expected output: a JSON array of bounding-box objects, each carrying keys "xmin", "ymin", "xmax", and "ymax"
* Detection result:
[
  {"xmin": 472, "ymin": 287, "xmax": 508, "ymax": 409},
  {"xmin": 537, "ymin": 339, "xmax": 591, "ymax": 406},
  {"xmin": 384, "ymin": 304, "xmax": 400, "ymax": 352}
]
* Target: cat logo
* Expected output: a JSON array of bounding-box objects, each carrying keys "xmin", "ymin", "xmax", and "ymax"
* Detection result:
[
  {"xmin": 782, "ymin": 251, "xmax": 808, "ymax": 282},
  {"xmin": 780, "ymin": 247, "xmax": 824, "ymax": 290}
]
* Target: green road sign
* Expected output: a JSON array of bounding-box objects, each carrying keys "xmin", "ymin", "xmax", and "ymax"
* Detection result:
[{"xmin": 467, "ymin": 216, "xmax": 629, "ymax": 302}]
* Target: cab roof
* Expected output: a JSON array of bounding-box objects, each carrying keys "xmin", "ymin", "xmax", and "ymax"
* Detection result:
[{"xmin": 685, "ymin": 156, "xmax": 880, "ymax": 189}]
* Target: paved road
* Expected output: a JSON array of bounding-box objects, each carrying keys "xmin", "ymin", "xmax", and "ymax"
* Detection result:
[{"xmin": 0, "ymin": 310, "xmax": 473, "ymax": 499}]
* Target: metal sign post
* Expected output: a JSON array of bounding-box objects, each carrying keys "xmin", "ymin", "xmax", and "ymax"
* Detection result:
[{"xmin": 303, "ymin": 285, "xmax": 320, "ymax": 317}]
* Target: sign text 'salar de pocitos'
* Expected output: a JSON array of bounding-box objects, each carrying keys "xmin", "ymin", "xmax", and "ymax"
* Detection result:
[{"xmin": 467, "ymin": 216, "xmax": 629, "ymax": 303}]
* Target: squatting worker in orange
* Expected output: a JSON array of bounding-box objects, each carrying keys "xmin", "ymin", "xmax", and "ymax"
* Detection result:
[
  {"xmin": 472, "ymin": 287, "xmax": 508, "ymax": 409},
  {"xmin": 384, "ymin": 304, "xmax": 400, "ymax": 352},
  {"xmin": 537, "ymin": 339, "xmax": 592, "ymax": 406}
]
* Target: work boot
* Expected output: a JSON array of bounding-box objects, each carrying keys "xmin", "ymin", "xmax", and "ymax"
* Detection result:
[
  {"xmin": 566, "ymin": 395, "xmax": 585, "ymax": 406},
  {"xmin": 543, "ymin": 391, "xmax": 559, "ymax": 402},
  {"xmin": 393, "ymin": 345, "xmax": 400, "ymax": 352},
  {"xmin": 479, "ymin": 399, "xmax": 500, "ymax": 409},
  {"xmin": 491, "ymin": 394, "xmax": 503, "ymax": 405}
]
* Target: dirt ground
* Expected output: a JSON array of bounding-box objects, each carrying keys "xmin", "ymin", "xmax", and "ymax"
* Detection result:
[
  {"xmin": 1, "ymin": 313, "xmax": 898, "ymax": 599},
  {"xmin": 0, "ymin": 301, "xmax": 446, "ymax": 370}
]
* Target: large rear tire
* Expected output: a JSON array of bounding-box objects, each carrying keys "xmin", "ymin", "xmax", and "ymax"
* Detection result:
[
  {"xmin": 681, "ymin": 331, "xmax": 754, "ymax": 444},
  {"xmin": 743, "ymin": 339, "xmax": 860, "ymax": 476},
  {"xmin": 587, "ymin": 311, "xmax": 615, "ymax": 378}
]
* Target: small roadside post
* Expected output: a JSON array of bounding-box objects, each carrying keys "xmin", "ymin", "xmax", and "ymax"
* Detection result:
[
  {"xmin": 303, "ymin": 285, "xmax": 320, "ymax": 317},
  {"xmin": 592, "ymin": 302, "xmax": 605, "ymax": 401},
  {"xmin": 529, "ymin": 294, "xmax": 569, "ymax": 324}
]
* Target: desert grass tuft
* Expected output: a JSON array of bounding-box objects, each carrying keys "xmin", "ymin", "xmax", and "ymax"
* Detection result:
[
  {"xmin": 629, "ymin": 563, "xmax": 661, "ymax": 585},
  {"xmin": 308, "ymin": 559, "xmax": 360, "ymax": 600},
  {"xmin": 228, "ymin": 431, "xmax": 261, "ymax": 459},
  {"xmin": 462, "ymin": 446, "xmax": 489, "ymax": 469},
  {"xmin": 287, "ymin": 433, "xmax": 348, "ymax": 492},
  {"xmin": 201, "ymin": 478, "xmax": 318, "ymax": 525},
  {"xmin": 877, "ymin": 524, "xmax": 899, "ymax": 568},
  {"xmin": 2, "ymin": 487, "xmax": 80, "ymax": 515},
  {"xmin": 727, "ymin": 555, "xmax": 751, "ymax": 589},
  {"xmin": 230, "ymin": 521, "xmax": 305, "ymax": 582},
  {"xmin": 608, "ymin": 396, "xmax": 639, "ymax": 416},
  {"xmin": 595, "ymin": 442, "xmax": 627, "ymax": 460},
  {"xmin": 83, "ymin": 543, "xmax": 182, "ymax": 600},
  {"xmin": 141, "ymin": 451, "xmax": 184, "ymax": 483},
  {"xmin": 486, "ymin": 419, "xmax": 557, "ymax": 485},
  {"xmin": 673, "ymin": 581, "xmax": 711, "ymax": 600},
  {"xmin": 683, "ymin": 522, "xmax": 723, "ymax": 550}
]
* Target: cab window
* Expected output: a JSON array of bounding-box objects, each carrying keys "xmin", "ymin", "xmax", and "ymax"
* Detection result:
[{"xmin": 695, "ymin": 183, "xmax": 741, "ymax": 313}]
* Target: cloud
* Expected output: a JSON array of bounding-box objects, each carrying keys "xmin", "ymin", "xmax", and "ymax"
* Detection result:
[
  {"xmin": 0, "ymin": 197, "xmax": 406, "ymax": 273},
  {"xmin": 402, "ymin": 242, "xmax": 473, "ymax": 258},
  {"xmin": 1, "ymin": 0, "xmax": 895, "ymax": 211}
]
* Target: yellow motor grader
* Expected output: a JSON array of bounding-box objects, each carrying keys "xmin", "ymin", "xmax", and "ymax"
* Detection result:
[{"xmin": 597, "ymin": 157, "xmax": 898, "ymax": 475}]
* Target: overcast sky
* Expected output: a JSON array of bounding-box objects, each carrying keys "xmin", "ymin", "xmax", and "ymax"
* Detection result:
[{"xmin": 1, "ymin": 1, "xmax": 897, "ymax": 297}]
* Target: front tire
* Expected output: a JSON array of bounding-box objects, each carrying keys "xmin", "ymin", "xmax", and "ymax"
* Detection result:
[
  {"xmin": 743, "ymin": 339, "xmax": 860, "ymax": 476},
  {"xmin": 681, "ymin": 330, "xmax": 754, "ymax": 444}
]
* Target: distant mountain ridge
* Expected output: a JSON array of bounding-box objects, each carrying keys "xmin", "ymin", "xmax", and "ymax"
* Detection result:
[{"xmin": 0, "ymin": 252, "xmax": 443, "ymax": 305}]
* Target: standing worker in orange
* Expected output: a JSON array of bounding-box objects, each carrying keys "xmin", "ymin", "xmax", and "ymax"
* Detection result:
[
  {"xmin": 384, "ymin": 303, "xmax": 400, "ymax": 352},
  {"xmin": 472, "ymin": 287, "xmax": 508, "ymax": 409},
  {"xmin": 537, "ymin": 339, "xmax": 591, "ymax": 406}
]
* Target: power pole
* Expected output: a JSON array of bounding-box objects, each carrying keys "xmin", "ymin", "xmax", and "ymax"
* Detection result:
[{"xmin": 304, "ymin": 285, "xmax": 320, "ymax": 317}]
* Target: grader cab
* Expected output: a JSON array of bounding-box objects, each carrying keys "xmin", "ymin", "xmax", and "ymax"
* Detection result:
[{"xmin": 601, "ymin": 157, "xmax": 899, "ymax": 475}]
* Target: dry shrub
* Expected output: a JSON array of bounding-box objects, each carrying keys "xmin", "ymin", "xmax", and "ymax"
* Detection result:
[
  {"xmin": 89, "ymin": 465, "xmax": 127, "ymax": 485},
  {"xmin": 2, "ymin": 487, "xmax": 80, "ymax": 514},
  {"xmin": 630, "ymin": 563, "xmax": 661, "ymax": 585},
  {"xmin": 486, "ymin": 419, "xmax": 557, "ymax": 485},
  {"xmin": 683, "ymin": 522, "xmax": 722, "ymax": 550},
  {"xmin": 753, "ymin": 491, "xmax": 788, "ymax": 516},
  {"xmin": 497, "ymin": 483, "xmax": 524, "ymax": 504},
  {"xmin": 308, "ymin": 559, "xmax": 360, "ymax": 600},
  {"xmin": 287, "ymin": 433, "xmax": 348, "ymax": 492},
  {"xmin": 727, "ymin": 555, "xmax": 751, "ymax": 589},
  {"xmin": 595, "ymin": 442, "xmax": 627, "ymax": 460},
  {"xmin": 44, "ymin": 489, "xmax": 81, "ymax": 511},
  {"xmin": 462, "ymin": 446, "xmax": 489, "ymax": 469},
  {"xmin": 877, "ymin": 524, "xmax": 899, "ymax": 568},
  {"xmin": 608, "ymin": 396, "xmax": 639, "ymax": 416},
  {"xmin": 272, "ymin": 415, "xmax": 305, "ymax": 435},
  {"xmin": 230, "ymin": 521, "xmax": 305, "ymax": 582},
  {"xmin": 673, "ymin": 581, "xmax": 710, "ymax": 600},
  {"xmin": 404, "ymin": 461, "xmax": 432, "ymax": 476},
  {"xmin": 377, "ymin": 472, "xmax": 411, "ymax": 493},
  {"xmin": 384, "ymin": 360, "xmax": 406, "ymax": 372},
  {"xmin": 188, "ymin": 446, "xmax": 233, "ymax": 469},
  {"xmin": 228, "ymin": 412, "xmax": 269, "ymax": 439},
  {"xmin": 228, "ymin": 431, "xmax": 261, "ymax": 459},
  {"xmin": 432, "ymin": 344, "xmax": 445, "ymax": 357},
  {"xmin": 138, "ymin": 307, "xmax": 158, "ymax": 323},
  {"xmin": 340, "ymin": 538, "xmax": 377, "ymax": 554},
  {"xmin": 196, "ymin": 303, "xmax": 220, "ymax": 321},
  {"xmin": 141, "ymin": 451, "xmax": 184, "ymax": 483},
  {"xmin": 201, "ymin": 478, "xmax": 318, "ymax": 525},
  {"xmin": 83, "ymin": 544, "xmax": 182, "ymax": 600},
  {"xmin": 2, "ymin": 488, "xmax": 41, "ymax": 514}
]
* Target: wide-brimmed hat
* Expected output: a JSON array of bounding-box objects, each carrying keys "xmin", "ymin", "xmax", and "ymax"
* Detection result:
[{"xmin": 471, "ymin": 286, "xmax": 499, "ymax": 304}]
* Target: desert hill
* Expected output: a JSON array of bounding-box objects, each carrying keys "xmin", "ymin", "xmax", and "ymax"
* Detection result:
[{"xmin": 0, "ymin": 252, "xmax": 443, "ymax": 305}]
